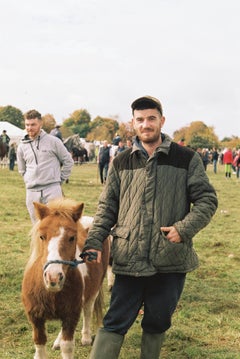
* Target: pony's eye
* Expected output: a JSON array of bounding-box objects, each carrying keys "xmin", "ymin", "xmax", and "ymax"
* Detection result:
[
  {"xmin": 69, "ymin": 236, "xmax": 75, "ymax": 242},
  {"xmin": 39, "ymin": 235, "xmax": 45, "ymax": 240}
]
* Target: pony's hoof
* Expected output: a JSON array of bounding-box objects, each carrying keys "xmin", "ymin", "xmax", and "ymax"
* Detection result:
[
  {"xmin": 81, "ymin": 336, "xmax": 93, "ymax": 346},
  {"xmin": 52, "ymin": 343, "xmax": 60, "ymax": 350}
]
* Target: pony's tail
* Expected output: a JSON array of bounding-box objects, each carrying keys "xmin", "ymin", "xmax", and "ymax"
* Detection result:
[{"xmin": 93, "ymin": 286, "xmax": 104, "ymax": 329}]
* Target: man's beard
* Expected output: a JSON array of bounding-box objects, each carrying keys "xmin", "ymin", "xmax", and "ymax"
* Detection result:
[{"xmin": 138, "ymin": 130, "xmax": 160, "ymax": 144}]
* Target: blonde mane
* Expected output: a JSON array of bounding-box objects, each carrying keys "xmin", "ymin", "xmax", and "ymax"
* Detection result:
[{"xmin": 24, "ymin": 221, "xmax": 42, "ymax": 273}]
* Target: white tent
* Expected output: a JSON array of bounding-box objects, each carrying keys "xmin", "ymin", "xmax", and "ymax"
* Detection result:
[{"xmin": 0, "ymin": 121, "xmax": 26, "ymax": 144}]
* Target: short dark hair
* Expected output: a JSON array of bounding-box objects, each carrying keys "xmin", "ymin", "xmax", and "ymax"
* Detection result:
[
  {"xmin": 131, "ymin": 96, "xmax": 163, "ymax": 116},
  {"xmin": 25, "ymin": 110, "xmax": 42, "ymax": 120}
]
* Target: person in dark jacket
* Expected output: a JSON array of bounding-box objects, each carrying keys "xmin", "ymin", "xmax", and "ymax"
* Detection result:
[
  {"xmin": 82, "ymin": 96, "xmax": 218, "ymax": 359},
  {"xmin": 98, "ymin": 140, "xmax": 111, "ymax": 184},
  {"xmin": 50, "ymin": 124, "xmax": 63, "ymax": 141},
  {"xmin": 8, "ymin": 143, "xmax": 17, "ymax": 170},
  {"xmin": 212, "ymin": 148, "xmax": 219, "ymax": 174},
  {"xmin": 114, "ymin": 140, "xmax": 126, "ymax": 157}
]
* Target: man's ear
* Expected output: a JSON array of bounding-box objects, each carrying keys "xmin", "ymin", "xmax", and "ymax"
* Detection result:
[{"xmin": 161, "ymin": 116, "xmax": 166, "ymax": 127}]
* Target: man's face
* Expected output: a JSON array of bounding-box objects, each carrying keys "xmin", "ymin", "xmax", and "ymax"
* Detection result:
[
  {"xmin": 132, "ymin": 108, "xmax": 165, "ymax": 144},
  {"xmin": 25, "ymin": 118, "xmax": 42, "ymax": 139}
]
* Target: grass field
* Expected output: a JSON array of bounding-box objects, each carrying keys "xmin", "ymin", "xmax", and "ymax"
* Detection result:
[{"xmin": 0, "ymin": 162, "xmax": 239, "ymax": 358}]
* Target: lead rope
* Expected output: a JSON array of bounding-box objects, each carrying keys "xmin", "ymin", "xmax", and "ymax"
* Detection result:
[{"xmin": 43, "ymin": 251, "xmax": 97, "ymax": 271}]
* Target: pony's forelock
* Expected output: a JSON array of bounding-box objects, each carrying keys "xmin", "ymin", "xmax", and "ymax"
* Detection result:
[{"xmin": 46, "ymin": 198, "xmax": 83, "ymax": 221}]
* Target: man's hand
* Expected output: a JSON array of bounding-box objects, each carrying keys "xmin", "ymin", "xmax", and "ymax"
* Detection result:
[
  {"xmin": 160, "ymin": 226, "xmax": 182, "ymax": 243},
  {"xmin": 81, "ymin": 250, "xmax": 102, "ymax": 263}
]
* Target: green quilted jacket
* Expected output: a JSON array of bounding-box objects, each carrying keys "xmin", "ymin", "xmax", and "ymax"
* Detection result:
[{"xmin": 84, "ymin": 134, "xmax": 218, "ymax": 276}]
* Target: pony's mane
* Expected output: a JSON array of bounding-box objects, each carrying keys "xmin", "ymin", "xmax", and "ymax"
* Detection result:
[
  {"xmin": 24, "ymin": 221, "xmax": 42, "ymax": 273},
  {"xmin": 46, "ymin": 198, "xmax": 81, "ymax": 220},
  {"xmin": 24, "ymin": 198, "xmax": 85, "ymax": 273}
]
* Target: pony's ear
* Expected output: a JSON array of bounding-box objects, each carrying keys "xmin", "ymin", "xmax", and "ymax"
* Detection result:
[
  {"xmin": 33, "ymin": 202, "xmax": 50, "ymax": 220},
  {"xmin": 72, "ymin": 203, "xmax": 84, "ymax": 222}
]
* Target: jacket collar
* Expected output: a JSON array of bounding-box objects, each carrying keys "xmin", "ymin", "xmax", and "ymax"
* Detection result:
[
  {"xmin": 21, "ymin": 129, "xmax": 46, "ymax": 143},
  {"xmin": 132, "ymin": 133, "xmax": 172, "ymax": 157}
]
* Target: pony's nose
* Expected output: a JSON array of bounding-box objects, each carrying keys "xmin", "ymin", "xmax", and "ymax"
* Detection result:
[{"xmin": 44, "ymin": 271, "xmax": 64, "ymax": 289}]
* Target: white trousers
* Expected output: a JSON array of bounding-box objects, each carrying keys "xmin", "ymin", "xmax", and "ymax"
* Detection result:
[{"xmin": 26, "ymin": 184, "xmax": 63, "ymax": 223}]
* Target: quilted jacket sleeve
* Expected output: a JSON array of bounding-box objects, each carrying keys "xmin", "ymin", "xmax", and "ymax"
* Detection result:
[
  {"xmin": 83, "ymin": 163, "xmax": 120, "ymax": 251},
  {"xmin": 173, "ymin": 152, "xmax": 218, "ymax": 242}
]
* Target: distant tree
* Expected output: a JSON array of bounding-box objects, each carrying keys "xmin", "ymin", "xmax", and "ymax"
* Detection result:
[
  {"xmin": 118, "ymin": 122, "xmax": 135, "ymax": 142},
  {"xmin": 42, "ymin": 113, "xmax": 56, "ymax": 133},
  {"xmin": 173, "ymin": 121, "xmax": 219, "ymax": 148},
  {"xmin": 86, "ymin": 116, "xmax": 119, "ymax": 142},
  {"xmin": 0, "ymin": 105, "xmax": 24, "ymax": 128},
  {"xmin": 188, "ymin": 136, "xmax": 211, "ymax": 150},
  {"xmin": 63, "ymin": 109, "xmax": 91, "ymax": 138},
  {"xmin": 61, "ymin": 126, "xmax": 74, "ymax": 139},
  {"xmin": 172, "ymin": 126, "xmax": 188, "ymax": 144},
  {"xmin": 86, "ymin": 125, "xmax": 112, "ymax": 142},
  {"xmin": 220, "ymin": 136, "xmax": 240, "ymax": 150},
  {"xmin": 221, "ymin": 137, "xmax": 232, "ymax": 142}
]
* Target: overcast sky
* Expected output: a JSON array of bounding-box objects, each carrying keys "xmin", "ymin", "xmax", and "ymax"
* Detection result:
[{"xmin": 0, "ymin": 0, "xmax": 240, "ymax": 140}]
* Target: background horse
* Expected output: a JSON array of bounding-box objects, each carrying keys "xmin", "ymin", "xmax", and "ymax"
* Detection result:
[
  {"xmin": 0, "ymin": 138, "xmax": 8, "ymax": 168},
  {"xmin": 21, "ymin": 198, "xmax": 109, "ymax": 359},
  {"xmin": 64, "ymin": 134, "xmax": 89, "ymax": 164},
  {"xmin": 72, "ymin": 146, "xmax": 89, "ymax": 164},
  {"xmin": 63, "ymin": 134, "xmax": 83, "ymax": 152}
]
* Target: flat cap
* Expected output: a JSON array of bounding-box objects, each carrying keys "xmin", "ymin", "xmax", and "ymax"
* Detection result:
[{"xmin": 131, "ymin": 96, "xmax": 163, "ymax": 115}]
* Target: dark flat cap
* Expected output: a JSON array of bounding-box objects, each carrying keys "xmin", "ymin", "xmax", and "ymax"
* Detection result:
[{"xmin": 131, "ymin": 96, "xmax": 163, "ymax": 116}]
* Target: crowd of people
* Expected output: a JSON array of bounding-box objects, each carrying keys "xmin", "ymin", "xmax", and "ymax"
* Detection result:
[
  {"xmin": 96, "ymin": 141, "xmax": 240, "ymax": 185},
  {"xmin": 194, "ymin": 146, "xmax": 240, "ymax": 178},
  {"xmin": 1, "ymin": 126, "xmax": 239, "ymax": 182},
  {"xmin": 96, "ymin": 136, "xmax": 133, "ymax": 184}
]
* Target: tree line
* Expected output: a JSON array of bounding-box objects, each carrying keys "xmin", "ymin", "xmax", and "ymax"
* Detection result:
[{"xmin": 0, "ymin": 104, "xmax": 239, "ymax": 149}]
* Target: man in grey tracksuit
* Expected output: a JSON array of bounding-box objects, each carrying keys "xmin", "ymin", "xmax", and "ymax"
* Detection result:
[
  {"xmin": 17, "ymin": 110, "xmax": 73, "ymax": 223},
  {"xmin": 82, "ymin": 96, "xmax": 218, "ymax": 358}
]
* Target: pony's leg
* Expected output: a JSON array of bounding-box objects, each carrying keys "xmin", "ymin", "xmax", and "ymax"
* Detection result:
[
  {"xmin": 52, "ymin": 329, "xmax": 75, "ymax": 356},
  {"xmin": 107, "ymin": 264, "xmax": 115, "ymax": 291},
  {"xmin": 31, "ymin": 319, "xmax": 48, "ymax": 359},
  {"xmin": 81, "ymin": 298, "xmax": 96, "ymax": 345},
  {"xmin": 34, "ymin": 344, "xmax": 48, "ymax": 359},
  {"xmin": 52, "ymin": 329, "xmax": 62, "ymax": 350},
  {"xmin": 60, "ymin": 339, "xmax": 75, "ymax": 359},
  {"xmin": 60, "ymin": 321, "xmax": 77, "ymax": 359}
]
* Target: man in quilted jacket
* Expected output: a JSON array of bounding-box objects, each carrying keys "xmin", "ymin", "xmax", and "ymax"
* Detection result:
[{"xmin": 83, "ymin": 96, "xmax": 218, "ymax": 358}]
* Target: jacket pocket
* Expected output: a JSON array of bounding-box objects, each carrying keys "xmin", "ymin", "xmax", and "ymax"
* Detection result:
[
  {"xmin": 111, "ymin": 226, "xmax": 130, "ymax": 265},
  {"xmin": 152, "ymin": 234, "xmax": 189, "ymax": 268}
]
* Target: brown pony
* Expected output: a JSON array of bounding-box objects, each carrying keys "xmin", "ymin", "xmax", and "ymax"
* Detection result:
[{"xmin": 21, "ymin": 198, "xmax": 109, "ymax": 359}]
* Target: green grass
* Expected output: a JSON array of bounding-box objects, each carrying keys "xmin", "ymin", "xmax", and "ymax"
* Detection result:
[{"xmin": 0, "ymin": 163, "xmax": 239, "ymax": 358}]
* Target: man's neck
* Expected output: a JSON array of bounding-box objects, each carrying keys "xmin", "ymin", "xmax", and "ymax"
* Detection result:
[
  {"xmin": 29, "ymin": 131, "xmax": 41, "ymax": 140},
  {"xmin": 142, "ymin": 137, "xmax": 162, "ymax": 157}
]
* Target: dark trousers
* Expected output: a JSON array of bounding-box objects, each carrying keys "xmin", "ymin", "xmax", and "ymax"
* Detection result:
[
  {"xmin": 99, "ymin": 162, "xmax": 109, "ymax": 184},
  {"xmin": 9, "ymin": 159, "xmax": 15, "ymax": 170},
  {"xmin": 103, "ymin": 273, "xmax": 186, "ymax": 335}
]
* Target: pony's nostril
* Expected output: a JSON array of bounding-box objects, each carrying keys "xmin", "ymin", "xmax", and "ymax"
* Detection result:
[
  {"xmin": 50, "ymin": 282, "xmax": 56, "ymax": 287},
  {"xmin": 59, "ymin": 273, "xmax": 64, "ymax": 281}
]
